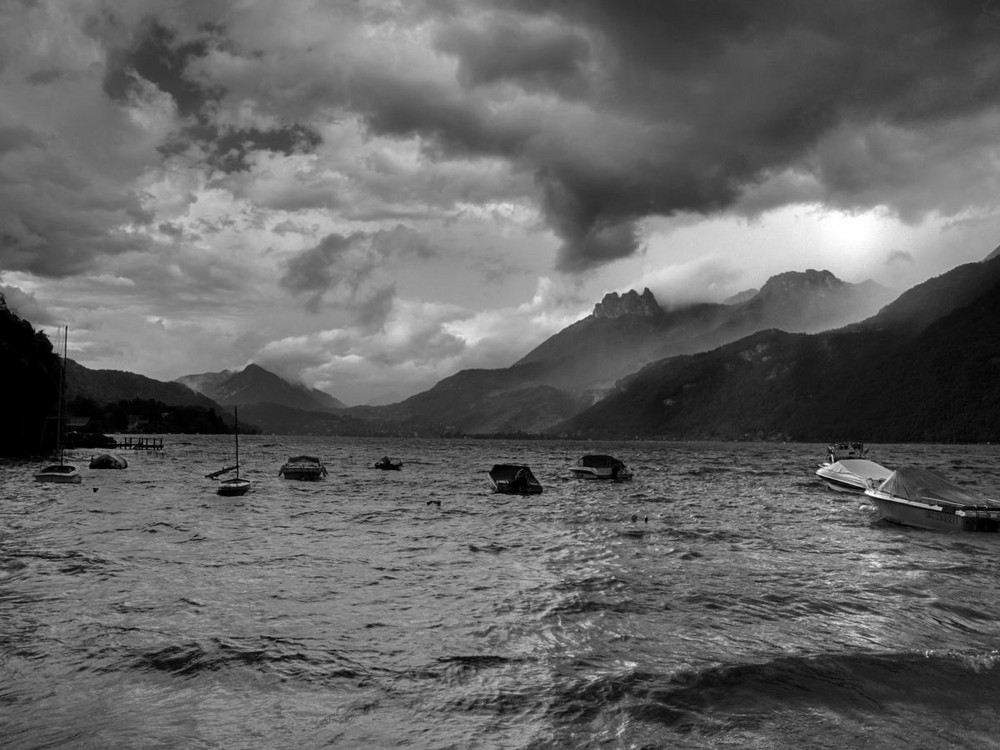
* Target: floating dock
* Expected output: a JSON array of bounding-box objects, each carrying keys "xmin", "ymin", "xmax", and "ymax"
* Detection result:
[{"xmin": 115, "ymin": 436, "xmax": 164, "ymax": 451}]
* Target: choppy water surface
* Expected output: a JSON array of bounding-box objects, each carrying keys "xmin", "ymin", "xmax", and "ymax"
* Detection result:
[{"xmin": 3, "ymin": 438, "xmax": 1000, "ymax": 748}]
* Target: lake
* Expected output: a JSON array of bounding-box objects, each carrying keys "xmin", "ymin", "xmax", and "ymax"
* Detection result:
[{"xmin": 3, "ymin": 437, "xmax": 1000, "ymax": 749}]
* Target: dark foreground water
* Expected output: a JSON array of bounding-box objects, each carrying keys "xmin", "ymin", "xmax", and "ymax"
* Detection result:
[{"xmin": 3, "ymin": 438, "xmax": 1000, "ymax": 749}]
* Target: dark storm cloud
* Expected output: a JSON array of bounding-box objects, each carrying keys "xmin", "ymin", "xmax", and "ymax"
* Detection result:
[
  {"xmin": 368, "ymin": 0, "xmax": 1000, "ymax": 270},
  {"xmin": 280, "ymin": 233, "xmax": 359, "ymax": 304},
  {"xmin": 104, "ymin": 19, "xmax": 321, "ymax": 173},
  {"xmin": 434, "ymin": 15, "xmax": 591, "ymax": 95}
]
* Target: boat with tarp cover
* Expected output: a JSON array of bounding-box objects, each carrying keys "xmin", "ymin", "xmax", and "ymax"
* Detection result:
[
  {"xmin": 489, "ymin": 464, "xmax": 543, "ymax": 495},
  {"xmin": 373, "ymin": 456, "xmax": 403, "ymax": 470},
  {"xmin": 89, "ymin": 453, "xmax": 128, "ymax": 469},
  {"xmin": 816, "ymin": 458, "xmax": 891, "ymax": 494},
  {"xmin": 279, "ymin": 455, "xmax": 327, "ymax": 480},
  {"xmin": 570, "ymin": 454, "xmax": 633, "ymax": 481},
  {"xmin": 864, "ymin": 467, "xmax": 1000, "ymax": 532}
]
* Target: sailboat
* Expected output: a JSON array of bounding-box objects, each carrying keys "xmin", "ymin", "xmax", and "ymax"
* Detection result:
[
  {"xmin": 34, "ymin": 326, "xmax": 80, "ymax": 484},
  {"xmin": 211, "ymin": 407, "xmax": 251, "ymax": 496}
]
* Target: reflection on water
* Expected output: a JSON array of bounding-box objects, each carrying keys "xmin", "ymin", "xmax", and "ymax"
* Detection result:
[{"xmin": 2, "ymin": 438, "xmax": 1000, "ymax": 748}]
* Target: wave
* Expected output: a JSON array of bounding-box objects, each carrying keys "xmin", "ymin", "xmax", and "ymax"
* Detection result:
[{"xmin": 547, "ymin": 648, "xmax": 1000, "ymax": 731}]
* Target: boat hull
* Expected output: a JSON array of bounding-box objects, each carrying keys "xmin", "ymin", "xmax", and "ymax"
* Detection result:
[
  {"xmin": 280, "ymin": 468, "xmax": 325, "ymax": 480},
  {"xmin": 818, "ymin": 475, "xmax": 865, "ymax": 493},
  {"xmin": 217, "ymin": 478, "xmax": 251, "ymax": 496},
  {"xmin": 34, "ymin": 465, "xmax": 81, "ymax": 483},
  {"xmin": 569, "ymin": 467, "xmax": 633, "ymax": 481},
  {"xmin": 869, "ymin": 495, "xmax": 1000, "ymax": 532}
]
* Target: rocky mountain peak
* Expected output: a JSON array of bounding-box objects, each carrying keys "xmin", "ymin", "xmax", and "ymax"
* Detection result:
[
  {"xmin": 757, "ymin": 269, "xmax": 843, "ymax": 298},
  {"xmin": 593, "ymin": 288, "xmax": 662, "ymax": 319}
]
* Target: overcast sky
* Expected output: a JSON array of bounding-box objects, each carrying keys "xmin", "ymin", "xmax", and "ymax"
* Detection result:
[{"xmin": 3, "ymin": 1, "xmax": 1000, "ymax": 404}]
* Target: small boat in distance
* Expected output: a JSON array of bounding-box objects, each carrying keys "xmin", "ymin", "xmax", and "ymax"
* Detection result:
[
  {"xmin": 89, "ymin": 453, "xmax": 128, "ymax": 469},
  {"xmin": 570, "ymin": 454, "xmax": 633, "ymax": 481},
  {"xmin": 211, "ymin": 407, "xmax": 251, "ymax": 496},
  {"xmin": 827, "ymin": 441, "xmax": 868, "ymax": 462},
  {"xmin": 864, "ymin": 467, "xmax": 1000, "ymax": 532},
  {"xmin": 489, "ymin": 464, "xmax": 543, "ymax": 495},
  {"xmin": 279, "ymin": 455, "xmax": 328, "ymax": 480},
  {"xmin": 373, "ymin": 455, "xmax": 403, "ymax": 470},
  {"xmin": 35, "ymin": 326, "xmax": 80, "ymax": 484},
  {"xmin": 816, "ymin": 458, "xmax": 891, "ymax": 494}
]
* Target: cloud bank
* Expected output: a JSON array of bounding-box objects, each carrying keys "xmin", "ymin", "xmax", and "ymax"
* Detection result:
[{"xmin": 3, "ymin": 0, "xmax": 1000, "ymax": 402}]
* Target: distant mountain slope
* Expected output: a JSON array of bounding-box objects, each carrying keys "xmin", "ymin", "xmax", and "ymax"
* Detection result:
[
  {"xmin": 236, "ymin": 401, "xmax": 370, "ymax": 436},
  {"xmin": 553, "ymin": 260, "xmax": 1000, "ymax": 442},
  {"xmin": 848, "ymin": 254, "xmax": 1000, "ymax": 336},
  {"xmin": 514, "ymin": 270, "xmax": 890, "ymax": 396},
  {"xmin": 177, "ymin": 363, "xmax": 345, "ymax": 412},
  {"xmin": 350, "ymin": 363, "xmax": 586, "ymax": 435},
  {"xmin": 66, "ymin": 359, "xmax": 223, "ymax": 411}
]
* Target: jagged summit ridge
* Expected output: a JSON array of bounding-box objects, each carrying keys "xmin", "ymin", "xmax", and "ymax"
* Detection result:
[
  {"xmin": 757, "ymin": 269, "xmax": 844, "ymax": 298},
  {"xmin": 593, "ymin": 288, "xmax": 662, "ymax": 319}
]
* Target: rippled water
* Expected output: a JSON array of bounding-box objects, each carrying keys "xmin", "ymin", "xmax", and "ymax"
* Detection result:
[{"xmin": 3, "ymin": 438, "xmax": 1000, "ymax": 749}]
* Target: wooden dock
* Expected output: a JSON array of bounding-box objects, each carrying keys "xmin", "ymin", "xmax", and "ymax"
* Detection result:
[{"xmin": 115, "ymin": 436, "xmax": 164, "ymax": 451}]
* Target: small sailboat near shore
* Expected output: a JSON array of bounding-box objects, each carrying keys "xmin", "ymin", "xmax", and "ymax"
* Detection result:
[
  {"xmin": 208, "ymin": 407, "xmax": 251, "ymax": 496},
  {"xmin": 35, "ymin": 326, "xmax": 80, "ymax": 484}
]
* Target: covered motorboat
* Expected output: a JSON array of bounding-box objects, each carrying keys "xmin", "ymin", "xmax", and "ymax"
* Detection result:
[
  {"xmin": 570, "ymin": 454, "xmax": 633, "ymax": 481},
  {"xmin": 373, "ymin": 456, "xmax": 403, "ymax": 470},
  {"xmin": 864, "ymin": 467, "xmax": 1000, "ymax": 532},
  {"xmin": 816, "ymin": 458, "xmax": 891, "ymax": 494},
  {"xmin": 279, "ymin": 455, "xmax": 328, "ymax": 480},
  {"xmin": 89, "ymin": 453, "xmax": 128, "ymax": 469},
  {"xmin": 489, "ymin": 464, "xmax": 543, "ymax": 495}
]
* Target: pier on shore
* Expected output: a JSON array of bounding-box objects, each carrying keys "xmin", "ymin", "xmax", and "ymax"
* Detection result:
[{"xmin": 115, "ymin": 436, "xmax": 164, "ymax": 451}]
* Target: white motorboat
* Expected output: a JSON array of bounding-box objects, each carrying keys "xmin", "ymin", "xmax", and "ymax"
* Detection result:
[
  {"xmin": 816, "ymin": 458, "xmax": 892, "ymax": 494},
  {"xmin": 826, "ymin": 441, "xmax": 868, "ymax": 462},
  {"xmin": 864, "ymin": 467, "xmax": 1000, "ymax": 532},
  {"xmin": 569, "ymin": 454, "xmax": 633, "ymax": 481}
]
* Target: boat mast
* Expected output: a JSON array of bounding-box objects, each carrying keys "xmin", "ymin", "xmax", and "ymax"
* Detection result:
[
  {"xmin": 57, "ymin": 326, "xmax": 67, "ymax": 466},
  {"xmin": 234, "ymin": 406, "xmax": 240, "ymax": 479}
]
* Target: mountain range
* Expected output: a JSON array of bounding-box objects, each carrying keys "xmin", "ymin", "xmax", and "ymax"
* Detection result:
[{"xmin": 55, "ymin": 258, "xmax": 1000, "ymax": 441}]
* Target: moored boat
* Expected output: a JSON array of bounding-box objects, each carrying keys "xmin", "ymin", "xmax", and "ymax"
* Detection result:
[
  {"xmin": 279, "ymin": 455, "xmax": 328, "ymax": 480},
  {"xmin": 569, "ymin": 454, "xmax": 633, "ymax": 481},
  {"xmin": 864, "ymin": 467, "xmax": 1000, "ymax": 532},
  {"xmin": 211, "ymin": 407, "xmax": 251, "ymax": 496},
  {"xmin": 34, "ymin": 326, "xmax": 79, "ymax": 484},
  {"xmin": 489, "ymin": 464, "xmax": 543, "ymax": 495},
  {"xmin": 373, "ymin": 455, "xmax": 402, "ymax": 470},
  {"xmin": 827, "ymin": 441, "xmax": 868, "ymax": 462},
  {"xmin": 89, "ymin": 453, "xmax": 128, "ymax": 469},
  {"xmin": 34, "ymin": 463, "xmax": 81, "ymax": 483},
  {"xmin": 816, "ymin": 458, "xmax": 891, "ymax": 494},
  {"xmin": 217, "ymin": 476, "xmax": 252, "ymax": 496}
]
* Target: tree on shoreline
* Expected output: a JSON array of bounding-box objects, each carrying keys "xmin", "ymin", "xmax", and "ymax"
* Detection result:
[{"xmin": 0, "ymin": 293, "xmax": 60, "ymax": 458}]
